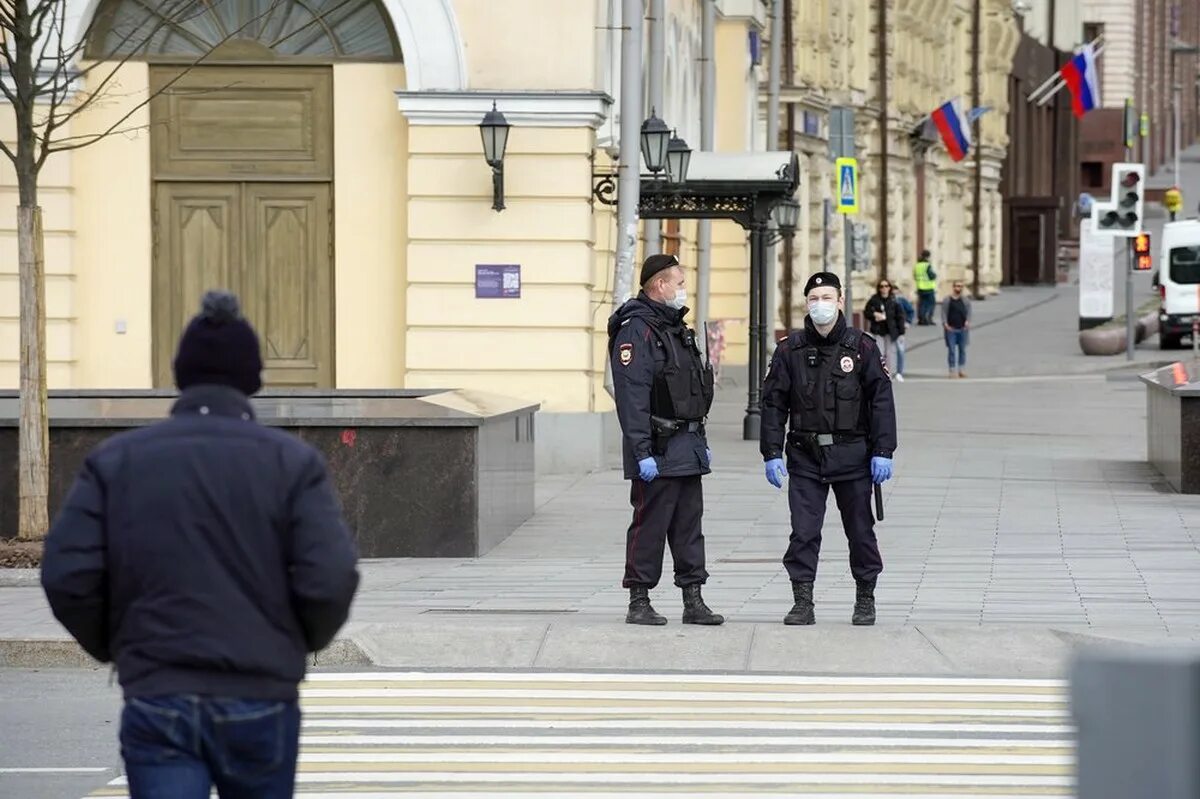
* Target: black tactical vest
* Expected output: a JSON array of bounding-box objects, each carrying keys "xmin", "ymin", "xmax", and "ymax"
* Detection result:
[
  {"xmin": 646, "ymin": 318, "xmax": 715, "ymax": 421},
  {"xmin": 788, "ymin": 328, "xmax": 867, "ymax": 435}
]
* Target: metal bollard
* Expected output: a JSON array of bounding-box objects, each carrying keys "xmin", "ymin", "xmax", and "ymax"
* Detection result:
[{"xmin": 1070, "ymin": 647, "xmax": 1200, "ymax": 799}]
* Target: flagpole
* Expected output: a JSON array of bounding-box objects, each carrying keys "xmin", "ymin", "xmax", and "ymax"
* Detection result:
[
  {"xmin": 1032, "ymin": 40, "xmax": 1107, "ymax": 107},
  {"xmin": 1027, "ymin": 36, "xmax": 1104, "ymax": 102}
]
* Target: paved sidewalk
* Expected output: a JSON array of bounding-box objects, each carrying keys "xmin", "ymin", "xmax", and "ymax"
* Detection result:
[
  {"xmin": 902, "ymin": 281, "xmax": 1165, "ymax": 380},
  {"xmin": 2, "ymin": 286, "xmax": 1198, "ymax": 678}
]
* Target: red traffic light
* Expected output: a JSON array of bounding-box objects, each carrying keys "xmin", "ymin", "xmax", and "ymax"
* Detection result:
[
  {"xmin": 1136, "ymin": 254, "xmax": 1152, "ymax": 271},
  {"xmin": 1121, "ymin": 171, "xmax": 1141, "ymax": 187},
  {"xmin": 1134, "ymin": 233, "xmax": 1151, "ymax": 255}
]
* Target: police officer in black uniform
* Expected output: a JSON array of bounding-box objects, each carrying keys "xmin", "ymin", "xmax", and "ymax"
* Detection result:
[
  {"xmin": 607, "ymin": 253, "xmax": 723, "ymax": 626},
  {"xmin": 760, "ymin": 271, "xmax": 897, "ymax": 626}
]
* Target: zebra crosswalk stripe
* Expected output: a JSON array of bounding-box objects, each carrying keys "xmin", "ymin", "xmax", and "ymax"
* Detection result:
[{"xmin": 87, "ymin": 671, "xmax": 1076, "ymax": 797}]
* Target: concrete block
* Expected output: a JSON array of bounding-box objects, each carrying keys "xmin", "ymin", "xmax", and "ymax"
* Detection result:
[{"xmin": 1072, "ymin": 646, "xmax": 1200, "ymax": 799}]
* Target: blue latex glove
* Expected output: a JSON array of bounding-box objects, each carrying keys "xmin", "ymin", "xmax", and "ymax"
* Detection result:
[
  {"xmin": 706, "ymin": 448, "xmax": 713, "ymax": 466},
  {"xmin": 871, "ymin": 456, "xmax": 893, "ymax": 484},
  {"xmin": 765, "ymin": 458, "xmax": 786, "ymax": 489},
  {"xmin": 638, "ymin": 456, "xmax": 659, "ymax": 482}
]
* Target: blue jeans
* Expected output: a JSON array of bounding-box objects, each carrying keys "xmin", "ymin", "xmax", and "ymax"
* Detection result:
[
  {"xmin": 917, "ymin": 291, "xmax": 936, "ymax": 323},
  {"xmin": 946, "ymin": 328, "xmax": 968, "ymax": 371},
  {"xmin": 120, "ymin": 695, "xmax": 300, "ymax": 799}
]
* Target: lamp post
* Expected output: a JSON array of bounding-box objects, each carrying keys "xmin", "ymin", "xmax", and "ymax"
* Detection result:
[
  {"xmin": 592, "ymin": 113, "xmax": 690, "ymax": 203},
  {"xmin": 479, "ymin": 101, "xmax": 510, "ymax": 212},
  {"xmin": 641, "ymin": 109, "xmax": 671, "ymax": 177},
  {"xmin": 665, "ymin": 130, "xmax": 692, "ymax": 183},
  {"xmin": 772, "ymin": 196, "xmax": 801, "ymax": 241}
]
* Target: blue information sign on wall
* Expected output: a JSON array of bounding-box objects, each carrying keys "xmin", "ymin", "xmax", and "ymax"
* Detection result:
[{"xmin": 475, "ymin": 264, "xmax": 521, "ymax": 299}]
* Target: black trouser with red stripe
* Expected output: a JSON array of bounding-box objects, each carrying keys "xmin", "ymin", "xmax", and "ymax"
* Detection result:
[{"xmin": 622, "ymin": 475, "xmax": 709, "ymax": 589}]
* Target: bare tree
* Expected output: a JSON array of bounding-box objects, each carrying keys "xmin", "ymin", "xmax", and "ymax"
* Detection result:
[{"xmin": 0, "ymin": 0, "xmax": 341, "ymax": 539}]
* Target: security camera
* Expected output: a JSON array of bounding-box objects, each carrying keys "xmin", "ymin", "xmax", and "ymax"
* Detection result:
[{"xmin": 1011, "ymin": 0, "xmax": 1032, "ymax": 14}]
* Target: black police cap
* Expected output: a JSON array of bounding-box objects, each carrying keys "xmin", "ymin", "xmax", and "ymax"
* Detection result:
[
  {"xmin": 803, "ymin": 271, "xmax": 842, "ymax": 296},
  {"xmin": 640, "ymin": 253, "xmax": 680, "ymax": 286}
]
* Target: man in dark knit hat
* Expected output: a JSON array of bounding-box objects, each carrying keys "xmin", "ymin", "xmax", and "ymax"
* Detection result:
[
  {"xmin": 606, "ymin": 253, "xmax": 723, "ymax": 626},
  {"xmin": 41, "ymin": 290, "xmax": 359, "ymax": 798},
  {"xmin": 759, "ymin": 271, "xmax": 897, "ymax": 626}
]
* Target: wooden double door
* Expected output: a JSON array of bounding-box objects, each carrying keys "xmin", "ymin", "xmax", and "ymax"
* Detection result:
[{"xmin": 151, "ymin": 65, "xmax": 335, "ymax": 387}]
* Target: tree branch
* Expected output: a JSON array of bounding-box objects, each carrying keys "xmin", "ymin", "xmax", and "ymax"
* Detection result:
[{"xmin": 44, "ymin": 121, "xmax": 158, "ymax": 152}]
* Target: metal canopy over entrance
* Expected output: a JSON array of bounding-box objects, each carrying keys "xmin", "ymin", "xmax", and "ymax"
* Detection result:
[{"xmin": 635, "ymin": 151, "xmax": 801, "ymax": 440}]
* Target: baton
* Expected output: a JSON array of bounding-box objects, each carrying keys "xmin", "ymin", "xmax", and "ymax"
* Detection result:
[{"xmin": 873, "ymin": 483, "xmax": 884, "ymax": 521}]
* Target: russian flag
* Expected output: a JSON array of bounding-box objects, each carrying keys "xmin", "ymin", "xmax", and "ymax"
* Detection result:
[
  {"xmin": 1060, "ymin": 43, "xmax": 1099, "ymax": 118},
  {"xmin": 931, "ymin": 97, "xmax": 972, "ymax": 162}
]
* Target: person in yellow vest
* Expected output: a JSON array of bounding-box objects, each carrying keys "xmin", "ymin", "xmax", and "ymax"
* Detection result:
[{"xmin": 913, "ymin": 250, "xmax": 937, "ymax": 325}]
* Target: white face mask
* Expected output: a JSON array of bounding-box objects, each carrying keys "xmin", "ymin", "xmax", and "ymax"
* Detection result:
[
  {"xmin": 665, "ymin": 288, "xmax": 687, "ymax": 310},
  {"xmin": 808, "ymin": 299, "xmax": 838, "ymax": 325}
]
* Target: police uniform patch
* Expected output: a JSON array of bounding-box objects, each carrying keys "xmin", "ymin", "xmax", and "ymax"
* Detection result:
[
  {"xmin": 840, "ymin": 355, "xmax": 854, "ymax": 373},
  {"xmin": 619, "ymin": 343, "xmax": 633, "ymax": 366}
]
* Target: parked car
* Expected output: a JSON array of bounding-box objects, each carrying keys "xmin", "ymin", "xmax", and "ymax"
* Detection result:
[{"xmin": 1158, "ymin": 219, "xmax": 1200, "ymax": 349}]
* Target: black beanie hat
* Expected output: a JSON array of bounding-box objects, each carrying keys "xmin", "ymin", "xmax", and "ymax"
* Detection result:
[
  {"xmin": 640, "ymin": 253, "xmax": 680, "ymax": 287},
  {"xmin": 803, "ymin": 271, "xmax": 842, "ymax": 296},
  {"xmin": 172, "ymin": 291, "xmax": 264, "ymax": 397}
]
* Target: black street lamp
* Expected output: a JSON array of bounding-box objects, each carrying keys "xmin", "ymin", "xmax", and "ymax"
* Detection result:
[
  {"xmin": 773, "ymin": 196, "xmax": 800, "ymax": 235},
  {"xmin": 479, "ymin": 101, "xmax": 510, "ymax": 211},
  {"xmin": 768, "ymin": 196, "xmax": 800, "ymax": 245},
  {"xmin": 666, "ymin": 130, "xmax": 692, "ymax": 184},
  {"xmin": 640, "ymin": 109, "xmax": 671, "ymax": 176}
]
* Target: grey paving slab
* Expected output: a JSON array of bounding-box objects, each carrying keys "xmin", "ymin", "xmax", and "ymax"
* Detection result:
[{"xmin": 4, "ymin": 283, "xmax": 1200, "ymax": 676}]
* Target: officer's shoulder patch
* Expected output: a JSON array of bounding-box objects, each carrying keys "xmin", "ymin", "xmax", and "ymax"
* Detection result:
[{"xmin": 618, "ymin": 342, "xmax": 634, "ymax": 366}]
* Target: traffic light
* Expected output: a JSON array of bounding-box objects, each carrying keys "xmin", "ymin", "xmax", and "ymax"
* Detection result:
[
  {"xmin": 1092, "ymin": 162, "xmax": 1145, "ymax": 237},
  {"xmin": 1134, "ymin": 232, "xmax": 1152, "ymax": 271}
]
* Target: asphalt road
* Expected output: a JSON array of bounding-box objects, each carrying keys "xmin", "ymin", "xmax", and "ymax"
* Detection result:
[{"xmin": 0, "ymin": 667, "xmax": 122, "ymax": 799}]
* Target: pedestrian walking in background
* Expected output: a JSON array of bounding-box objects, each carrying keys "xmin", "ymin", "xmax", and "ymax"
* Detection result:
[
  {"xmin": 943, "ymin": 280, "xmax": 972, "ymax": 378},
  {"xmin": 863, "ymin": 279, "xmax": 906, "ymax": 381},
  {"xmin": 895, "ymin": 294, "xmax": 915, "ymax": 380},
  {"xmin": 760, "ymin": 272, "xmax": 897, "ymax": 626},
  {"xmin": 41, "ymin": 291, "xmax": 360, "ymax": 799},
  {"xmin": 607, "ymin": 253, "xmax": 723, "ymax": 627},
  {"xmin": 913, "ymin": 249, "xmax": 938, "ymax": 325}
]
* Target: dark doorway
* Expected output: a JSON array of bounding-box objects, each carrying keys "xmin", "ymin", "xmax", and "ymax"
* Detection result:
[
  {"xmin": 1006, "ymin": 198, "xmax": 1059, "ymax": 285},
  {"xmin": 1015, "ymin": 214, "xmax": 1044, "ymax": 284}
]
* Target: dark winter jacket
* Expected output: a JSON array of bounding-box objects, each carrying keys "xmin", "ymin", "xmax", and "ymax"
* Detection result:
[
  {"xmin": 607, "ymin": 293, "xmax": 714, "ymax": 480},
  {"xmin": 863, "ymin": 293, "xmax": 906, "ymax": 340},
  {"xmin": 760, "ymin": 314, "xmax": 897, "ymax": 481},
  {"xmin": 40, "ymin": 385, "xmax": 360, "ymax": 701}
]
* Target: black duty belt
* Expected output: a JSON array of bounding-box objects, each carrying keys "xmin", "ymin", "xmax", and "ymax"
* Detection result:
[
  {"xmin": 795, "ymin": 432, "xmax": 864, "ymax": 447},
  {"xmin": 651, "ymin": 416, "xmax": 705, "ymax": 435}
]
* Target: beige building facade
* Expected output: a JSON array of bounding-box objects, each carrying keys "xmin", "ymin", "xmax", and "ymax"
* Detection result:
[
  {"xmin": 0, "ymin": 0, "xmax": 771, "ymax": 472},
  {"xmin": 1, "ymin": 0, "xmax": 1034, "ymax": 470},
  {"xmin": 774, "ymin": 0, "xmax": 1020, "ymax": 328}
]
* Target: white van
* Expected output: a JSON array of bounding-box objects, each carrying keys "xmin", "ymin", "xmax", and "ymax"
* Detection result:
[{"xmin": 1158, "ymin": 219, "xmax": 1200, "ymax": 349}]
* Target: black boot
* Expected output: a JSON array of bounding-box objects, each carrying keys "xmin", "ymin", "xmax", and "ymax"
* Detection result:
[
  {"xmin": 852, "ymin": 579, "xmax": 876, "ymax": 626},
  {"xmin": 784, "ymin": 580, "xmax": 815, "ymax": 625},
  {"xmin": 681, "ymin": 584, "xmax": 724, "ymax": 625},
  {"xmin": 626, "ymin": 587, "xmax": 667, "ymax": 626}
]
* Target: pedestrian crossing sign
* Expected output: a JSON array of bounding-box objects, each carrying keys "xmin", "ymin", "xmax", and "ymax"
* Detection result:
[{"xmin": 835, "ymin": 157, "xmax": 859, "ymax": 215}]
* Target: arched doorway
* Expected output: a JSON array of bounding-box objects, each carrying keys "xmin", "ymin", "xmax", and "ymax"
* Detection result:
[{"xmin": 86, "ymin": 0, "xmax": 402, "ymax": 387}]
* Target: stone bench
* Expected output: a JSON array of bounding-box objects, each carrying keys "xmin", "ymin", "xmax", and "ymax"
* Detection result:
[
  {"xmin": 0, "ymin": 389, "xmax": 538, "ymax": 557},
  {"xmin": 1141, "ymin": 361, "xmax": 1200, "ymax": 493}
]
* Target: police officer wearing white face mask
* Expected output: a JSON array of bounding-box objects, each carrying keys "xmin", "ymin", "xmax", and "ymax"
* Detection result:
[
  {"xmin": 760, "ymin": 271, "xmax": 897, "ymax": 626},
  {"xmin": 606, "ymin": 254, "xmax": 722, "ymax": 626}
]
